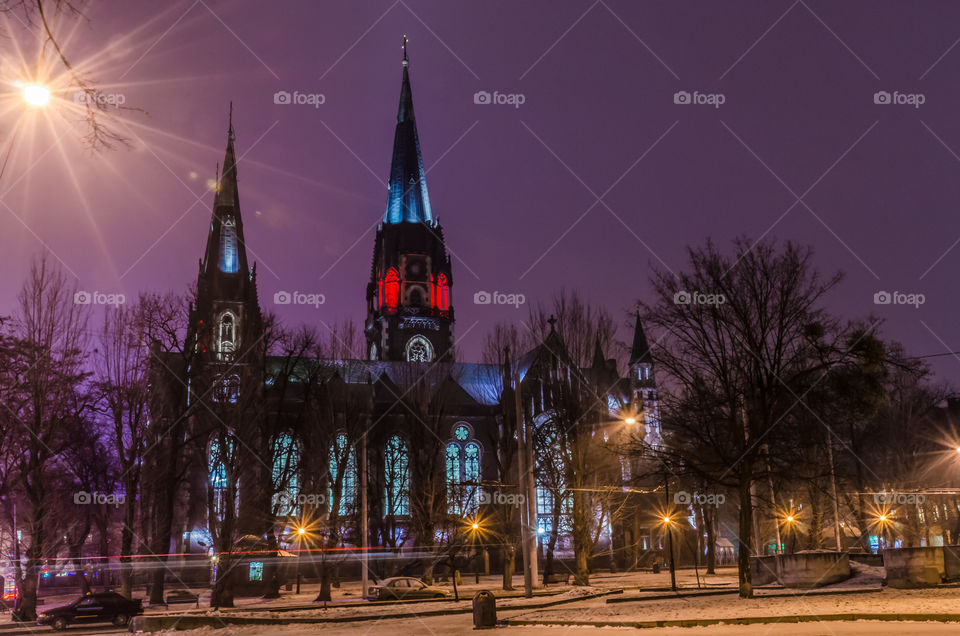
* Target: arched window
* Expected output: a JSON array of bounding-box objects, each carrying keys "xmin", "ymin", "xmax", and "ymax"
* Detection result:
[
  {"xmin": 213, "ymin": 374, "xmax": 240, "ymax": 403},
  {"xmin": 208, "ymin": 437, "xmax": 237, "ymax": 524},
  {"xmin": 408, "ymin": 287, "xmax": 423, "ymax": 307},
  {"xmin": 436, "ymin": 274, "xmax": 449, "ymax": 311},
  {"xmin": 405, "ymin": 335, "xmax": 434, "ymax": 363},
  {"xmin": 272, "ymin": 433, "xmax": 301, "ymax": 516},
  {"xmin": 446, "ymin": 424, "xmax": 481, "ymax": 515},
  {"xmin": 329, "ymin": 433, "xmax": 357, "ymax": 517},
  {"xmin": 384, "ymin": 435, "xmax": 410, "ymax": 517},
  {"xmin": 445, "ymin": 442, "xmax": 461, "ymax": 515},
  {"xmin": 383, "ymin": 268, "xmax": 400, "ymax": 309},
  {"xmin": 219, "ymin": 217, "xmax": 238, "ymax": 273},
  {"xmin": 218, "ymin": 313, "xmax": 236, "ymax": 360},
  {"xmin": 534, "ymin": 418, "xmax": 572, "ymax": 547}
]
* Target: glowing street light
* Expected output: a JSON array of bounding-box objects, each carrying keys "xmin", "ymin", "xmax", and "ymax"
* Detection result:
[
  {"xmin": 624, "ymin": 417, "xmax": 636, "ymax": 425},
  {"xmin": 21, "ymin": 83, "xmax": 50, "ymax": 107},
  {"xmin": 786, "ymin": 515, "xmax": 794, "ymax": 523},
  {"xmin": 297, "ymin": 526, "xmax": 306, "ymax": 536}
]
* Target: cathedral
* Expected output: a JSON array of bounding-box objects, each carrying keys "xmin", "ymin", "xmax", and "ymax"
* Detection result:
[{"xmin": 153, "ymin": 41, "xmax": 662, "ymax": 583}]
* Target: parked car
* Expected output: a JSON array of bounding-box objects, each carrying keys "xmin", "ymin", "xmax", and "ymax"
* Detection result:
[
  {"xmin": 368, "ymin": 577, "xmax": 448, "ymax": 601},
  {"xmin": 37, "ymin": 592, "xmax": 143, "ymax": 631}
]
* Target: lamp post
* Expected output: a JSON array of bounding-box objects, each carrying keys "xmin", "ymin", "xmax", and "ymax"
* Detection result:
[
  {"xmin": 295, "ymin": 526, "xmax": 305, "ymax": 594},
  {"xmin": 662, "ymin": 514, "xmax": 677, "ymax": 592}
]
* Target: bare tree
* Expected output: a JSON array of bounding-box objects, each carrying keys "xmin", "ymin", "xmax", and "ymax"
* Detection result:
[
  {"xmin": 641, "ymin": 238, "xmax": 877, "ymax": 598},
  {"xmin": 4, "ymin": 254, "xmax": 91, "ymax": 621}
]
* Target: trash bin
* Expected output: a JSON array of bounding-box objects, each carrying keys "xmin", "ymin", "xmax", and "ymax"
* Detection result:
[
  {"xmin": 652, "ymin": 562, "xmax": 661, "ymax": 574},
  {"xmin": 472, "ymin": 590, "xmax": 496, "ymax": 629}
]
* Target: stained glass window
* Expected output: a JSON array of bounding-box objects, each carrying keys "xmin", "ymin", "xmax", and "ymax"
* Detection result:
[
  {"xmin": 329, "ymin": 433, "xmax": 357, "ymax": 517},
  {"xmin": 385, "ymin": 435, "xmax": 409, "ymax": 516}
]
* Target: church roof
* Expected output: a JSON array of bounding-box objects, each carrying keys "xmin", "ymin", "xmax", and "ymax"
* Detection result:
[{"xmin": 383, "ymin": 37, "xmax": 433, "ymax": 225}]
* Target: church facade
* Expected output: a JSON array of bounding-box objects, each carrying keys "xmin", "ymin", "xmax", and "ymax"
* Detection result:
[{"xmin": 154, "ymin": 42, "xmax": 662, "ymax": 580}]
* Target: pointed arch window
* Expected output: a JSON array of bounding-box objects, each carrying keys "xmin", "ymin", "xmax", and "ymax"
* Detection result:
[
  {"xmin": 329, "ymin": 433, "xmax": 357, "ymax": 517},
  {"xmin": 384, "ymin": 435, "xmax": 410, "ymax": 517},
  {"xmin": 446, "ymin": 424, "xmax": 481, "ymax": 515},
  {"xmin": 213, "ymin": 374, "xmax": 240, "ymax": 403},
  {"xmin": 209, "ymin": 436, "xmax": 238, "ymax": 524},
  {"xmin": 405, "ymin": 335, "xmax": 434, "ymax": 362},
  {"xmin": 384, "ymin": 268, "xmax": 400, "ymax": 309},
  {"xmin": 219, "ymin": 217, "xmax": 238, "ymax": 273},
  {"xmin": 436, "ymin": 274, "xmax": 449, "ymax": 311},
  {"xmin": 218, "ymin": 313, "xmax": 236, "ymax": 360},
  {"xmin": 271, "ymin": 433, "xmax": 301, "ymax": 516}
]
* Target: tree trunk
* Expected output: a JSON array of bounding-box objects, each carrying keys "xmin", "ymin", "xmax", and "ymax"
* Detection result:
[
  {"xmin": 315, "ymin": 560, "xmax": 332, "ymax": 602},
  {"xmin": 737, "ymin": 471, "xmax": 754, "ymax": 599},
  {"xmin": 705, "ymin": 505, "xmax": 716, "ymax": 574},
  {"xmin": 501, "ymin": 545, "xmax": 515, "ymax": 591}
]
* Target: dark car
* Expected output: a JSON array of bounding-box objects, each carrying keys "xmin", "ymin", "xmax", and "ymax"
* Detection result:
[
  {"xmin": 37, "ymin": 592, "xmax": 143, "ymax": 631},
  {"xmin": 368, "ymin": 577, "xmax": 448, "ymax": 601}
]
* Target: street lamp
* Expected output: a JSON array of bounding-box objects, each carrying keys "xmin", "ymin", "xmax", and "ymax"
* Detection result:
[{"xmin": 21, "ymin": 83, "xmax": 50, "ymax": 107}]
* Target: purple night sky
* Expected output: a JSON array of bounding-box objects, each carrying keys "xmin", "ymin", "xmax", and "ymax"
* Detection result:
[{"xmin": 3, "ymin": 1, "xmax": 960, "ymax": 382}]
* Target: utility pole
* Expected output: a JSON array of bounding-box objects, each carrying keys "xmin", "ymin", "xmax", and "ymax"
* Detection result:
[
  {"xmin": 513, "ymin": 371, "xmax": 531, "ymax": 597},
  {"xmin": 524, "ymin": 398, "xmax": 539, "ymax": 590},
  {"xmin": 825, "ymin": 427, "xmax": 842, "ymax": 552},
  {"xmin": 361, "ymin": 429, "xmax": 369, "ymax": 599}
]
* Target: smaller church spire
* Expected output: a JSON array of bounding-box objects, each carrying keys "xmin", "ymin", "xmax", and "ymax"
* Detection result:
[
  {"xmin": 402, "ymin": 35, "xmax": 408, "ymax": 68},
  {"xmin": 629, "ymin": 311, "xmax": 652, "ymax": 366}
]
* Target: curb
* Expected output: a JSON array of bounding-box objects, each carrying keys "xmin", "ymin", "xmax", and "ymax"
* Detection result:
[
  {"xmin": 128, "ymin": 588, "xmax": 623, "ymax": 632},
  {"xmin": 606, "ymin": 587, "xmax": 882, "ymax": 604},
  {"xmin": 503, "ymin": 612, "xmax": 960, "ymax": 629}
]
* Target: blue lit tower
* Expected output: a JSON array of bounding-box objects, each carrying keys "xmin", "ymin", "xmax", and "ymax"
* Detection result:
[
  {"xmin": 366, "ymin": 38, "xmax": 454, "ymax": 362},
  {"xmin": 192, "ymin": 105, "xmax": 263, "ymax": 388}
]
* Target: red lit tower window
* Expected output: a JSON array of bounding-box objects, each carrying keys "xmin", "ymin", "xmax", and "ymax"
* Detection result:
[
  {"xmin": 436, "ymin": 274, "xmax": 449, "ymax": 311},
  {"xmin": 384, "ymin": 268, "xmax": 400, "ymax": 309}
]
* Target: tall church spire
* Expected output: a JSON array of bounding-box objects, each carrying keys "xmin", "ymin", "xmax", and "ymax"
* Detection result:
[
  {"xmin": 202, "ymin": 103, "xmax": 248, "ymax": 278},
  {"xmin": 384, "ymin": 36, "xmax": 433, "ymax": 224}
]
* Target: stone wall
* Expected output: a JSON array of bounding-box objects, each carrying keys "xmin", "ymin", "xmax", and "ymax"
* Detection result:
[{"xmin": 883, "ymin": 546, "xmax": 944, "ymax": 588}]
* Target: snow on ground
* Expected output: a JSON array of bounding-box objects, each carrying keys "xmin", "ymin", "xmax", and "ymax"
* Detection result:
[{"xmin": 507, "ymin": 586, "xmax": 960, "ymax": 624}]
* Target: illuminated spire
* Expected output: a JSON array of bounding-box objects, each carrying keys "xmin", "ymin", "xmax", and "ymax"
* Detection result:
[
  {"xmin": 384, "ymin": 37, "xmax": 433, "ymax": 224},
  {"xmin": 202, "ymin": 105, "xmax": 248, "ymax": 277}
]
